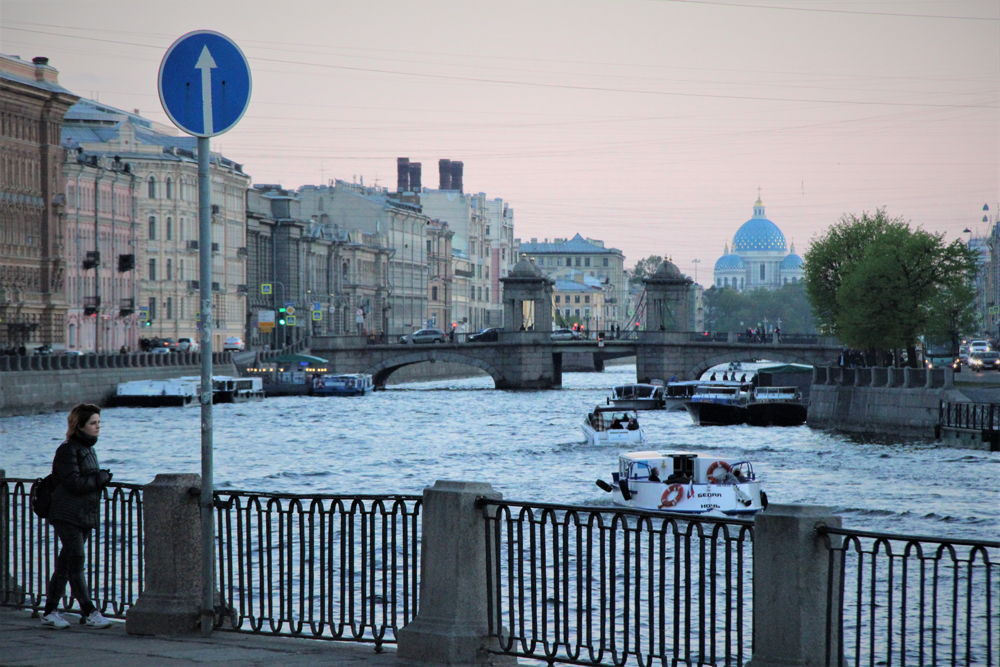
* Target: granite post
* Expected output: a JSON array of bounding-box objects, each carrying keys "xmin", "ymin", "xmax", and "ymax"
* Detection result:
[
  {"xmin": 126, "ymin": 473, "xmax": 202, "ymax": 635},
  {"xmin": 747, "ymin": 504, "xmax": 843, "ymax": 667},
  {"xmin": 397, "ymin": 480, "xmax": 512, "ymax": 665}
]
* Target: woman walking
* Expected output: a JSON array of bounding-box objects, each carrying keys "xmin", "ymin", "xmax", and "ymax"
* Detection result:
[{"xmin": 40, "ymin": 404, "xmax": 113, "ymax": 629}]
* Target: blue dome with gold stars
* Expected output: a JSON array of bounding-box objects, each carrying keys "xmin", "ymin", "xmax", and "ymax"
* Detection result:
[
  {"xmin": 714, "ymin": 252, "xmax": 745, "ymax": 271},
  {"xmin": 732, "ymin": 198, "xmax": 786, "ymax": 252}
]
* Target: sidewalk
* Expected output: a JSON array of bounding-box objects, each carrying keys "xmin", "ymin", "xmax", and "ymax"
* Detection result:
[{"xmin": 0, "ymin": 607, "xmax": 402, "ymax": 667}]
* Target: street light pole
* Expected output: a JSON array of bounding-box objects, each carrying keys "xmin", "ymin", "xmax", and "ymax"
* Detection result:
[{"xmin": 691, "ymin": 259, "xmax": 701, "ymax": 284}]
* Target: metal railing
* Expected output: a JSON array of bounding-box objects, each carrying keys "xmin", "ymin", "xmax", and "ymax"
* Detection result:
[
  {"xmin": 0, "ymin": 478, "xmax": 144, "ymax": 618},
  {"xmin": 818, "ymin": 526, "xmax": 999, "ymax": 667},
  {"xmin": 479, "ymin": 499, "xmax": 754, "ymax": 667},
  {"xmin": 940, "ymin": 402, "xmax": 1000, "ymax": 432},
  {"xmin": 213, "ymin": 490, "xmax": 422, "ymax": 647}
]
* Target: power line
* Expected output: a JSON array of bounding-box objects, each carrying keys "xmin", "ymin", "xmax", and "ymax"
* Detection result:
[{"xmin": 656, "ymin": 0, "xmax": 999, "ymax": 21}]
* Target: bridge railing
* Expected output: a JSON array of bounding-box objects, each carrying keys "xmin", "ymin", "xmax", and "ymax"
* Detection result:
[
  {"xmin": 817, "ymin": 525, "xmax": 999, "ymax": 667},
  {"xmin": 0, "ymin": 350, "xmax": 234, "ymax": 372}
]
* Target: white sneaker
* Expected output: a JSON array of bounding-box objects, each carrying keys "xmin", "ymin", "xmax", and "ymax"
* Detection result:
[
  {"xmin": 84, "ymin": 610, "xmax": 111, "ymax": 628},
  {"xmin": 41, "ymin": 611, "xmax": 70, "ymax": 629}
]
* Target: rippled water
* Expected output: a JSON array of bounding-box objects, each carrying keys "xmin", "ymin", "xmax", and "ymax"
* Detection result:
[{"xmin": 1, "ymin": 365, "xmax": 997, "ymax": 541}]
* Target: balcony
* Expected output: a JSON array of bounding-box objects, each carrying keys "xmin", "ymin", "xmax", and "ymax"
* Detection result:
[
  {"xmin": 186, "ymin": 240, "xmax": 199, "ymax": 251},
  {"xmin": 187, "ymin": 280, "xmax": 200, "ymax": 290},
  {"xmin": 236, "ymin": 247, "xmax": 248, "ymax": 257},
  {"xmin": 119, "ymin": 298, "xmax": 134, "ymax": 317},
  {"xmin": 211, "ymin": 242, "xmax": 220, "ymax": 253},
  {"xmin": 211, "ymin": 204, "xmax": 220, "ymax": 215},
  {"xmin": 236, "ymin": 284, "xmax": 248, "ymax": 293},
  {"xmin": 211, "ymin": 282, "xmax": 221, "ymax": 292},
  {"xmin": 82, "ymin": 251, "xmax": 101, "ymax": 270},
  {"xmin": 117, "ymin": 253, "xmax": 135, "ymax": 272},
  {"xmin": 83, "ymin": 296, "xmax": 100, "ymax": 316}
]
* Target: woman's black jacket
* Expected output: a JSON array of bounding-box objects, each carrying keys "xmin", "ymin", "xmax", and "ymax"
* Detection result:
[{"xmin": 48, "ymin": 434, "xmax": 110, "ymax": 528}]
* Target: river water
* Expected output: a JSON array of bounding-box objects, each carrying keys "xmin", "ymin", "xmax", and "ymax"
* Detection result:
[{"xmin": 1, "ymin": 364, "xmax": 997, "ymax": 542}]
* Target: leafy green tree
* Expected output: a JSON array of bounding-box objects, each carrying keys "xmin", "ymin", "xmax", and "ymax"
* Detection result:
[
  {"xmin": 629, "ymin": 255, "xmax": 664, "ymax": 285},
  {"xmin": 702, "ymin": 282, "xmax": 816, "ymax": 333},
  {"xmin": 923, "ymin": 281, "xmax": 977, "ymax": 355},
  {"xmin": 803, "ymin": 209, "xmax": 977, "ymax": 364}
]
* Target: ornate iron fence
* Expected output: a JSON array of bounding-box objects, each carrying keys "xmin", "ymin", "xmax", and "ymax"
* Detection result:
[
  {"xmin": 479, "ymin": 499, "xmax": 754, "ymax": 667},
  {"xmin": 818, "ymin": 526, "xmax": 999, "ymax": 667},
  {"xmin": 212, "ymin": 490, "xmax": 422, "ymax": 647},
  {"xmin": 940, "ymin": 402, "xmax": 1000, "ymax": 432},
  {"xmin": 0, "ymin": 477, "xmax": 143, "ymax": 618}
]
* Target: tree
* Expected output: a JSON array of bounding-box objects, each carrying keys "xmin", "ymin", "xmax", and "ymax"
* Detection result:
[
  {"xmin": 803, "ymin": 209, "xmax": 977, "ymax": 364},
  {"xmin": 629, "ymin": 255, "xmax": 664, "ymax": 285},
  {"xmin": 702, "ymin": 282, "xmax": 816, "ymax": 333}
]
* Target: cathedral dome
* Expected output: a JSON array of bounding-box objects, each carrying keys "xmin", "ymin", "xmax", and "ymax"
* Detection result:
[
  {"xmin": 781, "ymin": 252, "xmax": 803, "ymax": 270},
  {"xmin": 732, "ymin": 198, "xmax": 786, "ymax": 252},
  {"xmin": 714, "ymin": 253, "xmax": 745, "ymax": 271}
]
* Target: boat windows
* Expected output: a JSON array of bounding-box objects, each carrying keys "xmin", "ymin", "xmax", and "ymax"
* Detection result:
[{"xmin": 669, "ymin": 454, "xmax": 696, "ymax": 482}]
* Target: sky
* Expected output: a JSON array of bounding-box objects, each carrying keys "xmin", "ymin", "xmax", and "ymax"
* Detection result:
[{"xmin": 2, "ymin": 0, "xmax": 997, "ymax": 278}]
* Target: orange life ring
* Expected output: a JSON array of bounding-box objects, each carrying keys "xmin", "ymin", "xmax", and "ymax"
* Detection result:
[
  {"xmin": 659, "ymin": 484, "xmax": 685, "ymax": 509},
  {"xmin": 706, "ymin": 460, "xmax": 732, "ymax": 482}
]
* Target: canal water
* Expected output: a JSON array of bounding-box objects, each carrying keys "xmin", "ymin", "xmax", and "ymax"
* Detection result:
[{"xmin": 1, "ymin": 364, "xmax": 996, "ymax": 542}]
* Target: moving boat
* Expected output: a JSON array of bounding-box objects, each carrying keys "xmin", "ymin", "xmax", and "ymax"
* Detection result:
[
  {"xmin": 683, "ymin": 382, "xmax": 752, "ymax": 426},
  {"xmin": 608, "ymin": 381, "xmax": 665, "ymax": 410},
  {"xmin": 109, "ymin": 375, "xmax": 263, "ymax": 407},
  {"xmin": 746, "ymin": 386, "xmax": 807, "ymax": 426},
  {"xmin": 312, "ymin": 373, "xmax": 374, "ymax": 397},
  {"xmin": 595, "ymin": 450, "xmax": 767, "ymax": 516},
  {"xmin": 582, "ymin": 406, "xmax": 647, "ymax": 446}
]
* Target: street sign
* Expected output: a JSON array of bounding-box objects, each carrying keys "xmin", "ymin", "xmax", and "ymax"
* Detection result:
[
  {"xmin": 158, "ymin": 31, "xmax": 252, "ymax": 138},
  {"xmin": 285, "ymin": 306, "xmax": 296, "ymax": 315},
  {"xmin": 258, "ymin": 310, "xmax": 275, "ymax": 324},
  {"xmin": 139, "ymin": 307, "xmax": 149, "ymax": 321},
  {"xmin": 312, "ymin": 301, "xmax": 321, "ymax": 311},
  {"xmin": 259, "ymin": 322, "xmax": 275, "ymax": 333},
  {"xmin": 312, "ymin": 311, "xmax": 322, "ymax": 321},
  {"xmin": 286, "ymin": 315, "xmax": 297, "ymax": 326},
  {"xmin": 261, "ymin": 283, "xmax": 272, "ymax": 295}
]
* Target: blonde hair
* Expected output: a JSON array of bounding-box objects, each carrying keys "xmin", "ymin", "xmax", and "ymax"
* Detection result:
[{"xmin": 66, "ymin": 403, "xmax": 101, "ymax": 440}]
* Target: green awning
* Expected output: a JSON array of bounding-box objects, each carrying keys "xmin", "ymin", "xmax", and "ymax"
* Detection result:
[{"xmin": 756, "ymin": 363, "xmax": 813, "ymax": 374}]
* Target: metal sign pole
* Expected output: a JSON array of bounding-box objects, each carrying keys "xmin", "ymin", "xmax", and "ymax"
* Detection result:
[{"xmin": 197, "ymin": 136, "xmax": 214, "ymax": 637}]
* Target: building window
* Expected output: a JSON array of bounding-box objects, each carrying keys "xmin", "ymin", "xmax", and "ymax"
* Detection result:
[
  {"xmin": 147, "ymin": 176, "xmax": 156, "ymax": 199},
  {"xmin": 180, "ymin": 260, "xmax": 185, "ymax": 280},
  {"xmin": 585, "ymin": 258, "xmax": 591, "ymax": 267},
  {"xmin": 432, "ymin": 286, "xmax": 438, "ymax": 301},
  {"xmin": 149, "ymin": 297, "xmax": 157, "ymax": 321},
  {"xmin": 566, "ymin": 257, "xmax": 572, "ymax": 267},
  {"xmin": 584, "ymin": 295, "xmax": 590, "ymax": 304},
  {"xmin": 574, "ymin": 295, "xmax": 580, "ymax": 304},
  {"xmin": 470, "ymin": 285, "xmax": 475, "ymax": 300},
  {"xmin": 784, "ymin": 277, "xmax": 788, "ymax": 284},
  {"xmin": 166, "ymin": 297, "xmax": 173, "ymax": 320},
  {"xmin": 485, "ymin": 287, "xmax": 489, "ymax": 301},
  {"xmin": 565, "ymin": 308, "xmax": 571, "ymax": 317},
  {"xmin": 166, "ymin": 217, "xmax": 173, "ymax": 241},
  {"xmin": 575, "ymin": 309, "xmax": 581, "ymax": 317},
  {"xmin": 477, "ymin": 287, "xmax": 482, "ymax": 301},
  {"xmin": 585, "ymin": 308, "xmax": 591, "ymax": 318},
  {"xmin": 148, "ymin": 216, "xmax": 156, "ymax": 240},
  {"xmin": 477, "ymin": 264, "xmax": 482, "ymax": 278},
  {"xmin": 148, "ymin": 258, "xmax": 157, "ymax": 281},
  {"xmin": 166, "ymin": 259, "xmax": 173, "ymax": 281},
  {"xmin": 165, "ymin": 178, "xmax": 173, "ymax": 199},
  {"xmin": 724, "ymin": 277, "xmax": 729, "ymax": 286},
  {"xmin": 575, "ymin": 257, "xmax": 581, "ymax": 266},
  {"xmin": 555, "ymin": 295, "xmax": 561, "ymax": 304},
  {"xmin": 603, "ymin": 258, "xmax": 608, "ymax": 267},
  {"xmin": 760, "ymin": 263, "xmax": 765, "ymax": 281}
]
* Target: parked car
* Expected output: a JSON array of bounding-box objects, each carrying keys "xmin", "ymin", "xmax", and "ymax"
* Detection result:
[
  {"xmin": 150, "ymin": 347, "xmax": 170, "ymax": 355},
  {"xmin": 468, "ymin": 327, "xmax": 502, "ymax": 343},
  {"xmin": 400, "ymin": 328, "xmax": 446, "ymax": 344},
  {"xmin": 968, "ymin": 351, "xmax": 1000, "ymax": 371},
  {"xmin": 222, "ymin": 336, "xmax": 245, "ymax": 351},
  {"xmin": 177, "ymin": 337, "xmax": 200, "ymax": 353},
  {"xmin": 550, "ymin": 328, "xmax": 581, "ymax": 341}
]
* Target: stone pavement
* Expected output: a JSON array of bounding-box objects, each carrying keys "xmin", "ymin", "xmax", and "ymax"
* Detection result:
[{"xmin": 0, "ymin": 608, "xmax": 403, "ymax": 667}]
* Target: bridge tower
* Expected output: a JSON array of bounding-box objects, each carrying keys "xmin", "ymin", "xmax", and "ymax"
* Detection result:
[
  {"xmin": 501, "ymin": 257, "xmax": 554, "ymax": 331},
  {"xmin": 643, "ymin": 260, "xmax": 693, "ymax": 331}
]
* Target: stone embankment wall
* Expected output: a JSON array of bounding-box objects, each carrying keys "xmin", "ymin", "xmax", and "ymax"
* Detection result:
[
  {"xmin": 807, "ymin": 366, "xmax": 965, "ymax": 438},
  {"xmin": 0, "ymin": 353, "xmax": 238, "ymax": 417}
]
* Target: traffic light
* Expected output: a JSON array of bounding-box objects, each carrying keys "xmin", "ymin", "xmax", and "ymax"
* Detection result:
[
  {"xmin": 278, "ymin": 317, "xmax": 286, "ymax": 326},
  {"xmin": 278, "ymin": 306, "xmax": 287, "ymax": 326},
  {"xmin": 144, "ymin": 320, "xmax": 152, "ymax": 327}
]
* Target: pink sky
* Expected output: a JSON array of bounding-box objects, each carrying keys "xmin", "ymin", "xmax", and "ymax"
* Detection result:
[{"xmin": 3, "ymin": 0, "xmax": 997, "ymax": 278}]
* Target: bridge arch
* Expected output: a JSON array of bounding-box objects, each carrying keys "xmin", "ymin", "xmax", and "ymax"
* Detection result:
[
  {"xmin": 688, "ymin": 349, "xmax": 823, "ymax": 380},
  {"xmin": 365, "ymin": 350, "xmax": 504, "ymax": 389}
]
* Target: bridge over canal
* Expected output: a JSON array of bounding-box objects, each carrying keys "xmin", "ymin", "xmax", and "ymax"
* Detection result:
[{"xmin": 308, "ymin": 331, "xmax": 842, "ymax": 389}]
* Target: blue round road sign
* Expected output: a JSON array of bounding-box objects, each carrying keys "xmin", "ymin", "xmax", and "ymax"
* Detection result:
[{"xmin": 158, "ymin": 31, "xmax": 251, "ymax": 138}]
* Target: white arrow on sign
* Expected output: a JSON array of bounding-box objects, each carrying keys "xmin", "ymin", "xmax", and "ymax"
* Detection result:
[{"xmin": 195, "ymin": 46, "xmax": 217, "ymax": 135}]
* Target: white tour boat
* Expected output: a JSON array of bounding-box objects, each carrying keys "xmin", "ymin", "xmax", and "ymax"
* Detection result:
[
  {"xmin": 607, "ymin": 381, "xmax": 665, "ymax": 410},
  {"xmin": 582, "ymin": 406, "xmax": 648, "ymax": 446},
  {"xmin": 110, "ymin": 375, "xmax": 263, "ymax": 407},
  {"xmin": 596, "ymin": 450, "xmax": 767, "ymax": 516},
  {"xmin": 683, "ymin": 382, "xmax": 753, "ymax": 426},
  {"xmin": 311, "ymin": 373, "xmax": 374, "ymax": 397},
  {"xmin": 663, "ymin": 380, "xmax": 702, "ymax": 411}
]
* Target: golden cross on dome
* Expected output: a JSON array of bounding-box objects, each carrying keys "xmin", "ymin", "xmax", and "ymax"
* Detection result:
[{"xmin": 757, "ymin": 186, "xmax": 761, "ymax": 200}]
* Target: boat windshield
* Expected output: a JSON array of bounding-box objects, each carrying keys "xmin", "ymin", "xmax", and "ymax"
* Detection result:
[{"xmin": 695, "ymin": 386, "xmax": 738, "ymax": 396}]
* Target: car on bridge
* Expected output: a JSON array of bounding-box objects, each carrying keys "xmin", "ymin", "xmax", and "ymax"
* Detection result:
[
  {"xmin": 400, "ymin": 328, "xmax": 447, "ymax": 344},
  {"xmin": 468, "ymin": 327, "xmax": 502, "ymax": 343},
  {"xmin": 968, "ymin": 351, "xmax": 1000, "ymax": 372},
  {"xmin": 550, "ymin": 328, "xmax": 581, "ymax": 341}
]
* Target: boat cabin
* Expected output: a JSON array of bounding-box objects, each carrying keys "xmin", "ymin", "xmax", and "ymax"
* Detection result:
[
  {"xmin": 692, "ymin": 383, "xmax": 752, "ymax": 403},
  {"xmin": 611, "ymin": 383, "xmax": 664, "ymax": 401},
  {"xmin": 615, "ymin": 451, "xmax": 754, "ymax": 485},
  {"xmin": 752, "ymin": 386, "xmax": 801, "ymax": 402},
  {"xmin": 587, "ymin": 406, "xmax": 640, "ymax": 432}
]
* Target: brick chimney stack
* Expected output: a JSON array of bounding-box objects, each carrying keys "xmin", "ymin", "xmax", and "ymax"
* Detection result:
[
  {"xmin": 450, "ymin": 161, "xmax": 463, "ymax": 193},
  {"xmin": 397, "ymin": 157, "xmax": 410, "ymax": 192},
  {"xmin": 439, "ymin": 159, "xmax": 452, "ymax": 190}
]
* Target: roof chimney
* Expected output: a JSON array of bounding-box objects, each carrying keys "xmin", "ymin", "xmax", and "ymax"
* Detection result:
[
  {"xmin": 408, "ymin": 162, "xmax": 422, "ymax": 191},
  {"xmin": 397, "ymin": 157, "xmax": 410, "ymax": 192},
  {"xmin": 438, "ymin": 159, "xmax": 452, "ymax": 190},
  {"xmin": 450, "ymin": 161, "xmax": 463, "ymax": 193},
  {"xmin": 32, "ymin": 56, "xmax": 50, "ymax": 82}
]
